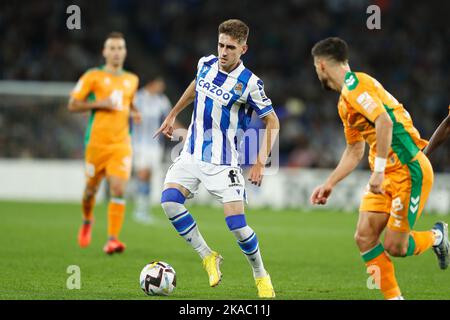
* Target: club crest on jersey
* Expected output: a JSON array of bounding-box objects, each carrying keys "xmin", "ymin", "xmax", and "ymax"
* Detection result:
[
  {"xmin": 123, "ymin": 79, "xmax": 131, "ymax": 88},
  {"xmin": 233, "ymin": 82, "xmax": 243, "ymax": 95}
]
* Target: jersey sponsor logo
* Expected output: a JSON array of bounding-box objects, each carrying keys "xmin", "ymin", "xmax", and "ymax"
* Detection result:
[
  {"xmin": 356, "ymin": 91, "xmax": 378, "ymax": 114},
  {"xmin": 104, "ymin": 77, "xmax": 111, "ymax": 85},
  {"xmin": 196, "ymin": 78, "xmax": 232, "ymax": 104}
]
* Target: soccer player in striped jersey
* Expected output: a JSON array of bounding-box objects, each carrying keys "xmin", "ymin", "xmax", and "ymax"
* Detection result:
[
  {"xmin": 154, "ymin": 19, "xmax": 279, "ymax": 298},
  {"xmin": 423, "ymin": 105, "xmax": 450, "ymax": 156},
  {"xmin": 309, "ymin": 37, "xmax": 449, "ymax": 300}
]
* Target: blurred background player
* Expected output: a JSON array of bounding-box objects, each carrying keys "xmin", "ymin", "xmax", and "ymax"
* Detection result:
[
  {"xmin": 132, "ymin": 76, "xmax": 173, "ymax": 224},
  {"xmin": 309, "ymin": 37, "xmax": 449, "ymax": 300},
  {"xmin": 155, "ymin": 19, "xmax": 280, "ymax": 298},
  {"xmin": 68, "ymin": 32, "xmax": 140, "ymax": 254},
  {"xmin": 423, "ymin": 105, "xmax": 450, "ymax": 157}
]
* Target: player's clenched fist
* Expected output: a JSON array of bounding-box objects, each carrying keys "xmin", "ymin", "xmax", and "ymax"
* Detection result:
[
  {"xmin": 368, "ymin": 171, "xmax": 384, "ymax": 194},
  {"xmin": 130, "ymin": 109, "xmax": 142, "ymax": 125},
  {"xmin": 310, "ymin": 184, "xmax": 333, "ymax": 205},
  {"xmin": 94, "ymin": 97, "xmax": 116, "ymax": 110},
  {"xmin": 154, "ymin": 115, "xmax": 175, "ymax": 139}
]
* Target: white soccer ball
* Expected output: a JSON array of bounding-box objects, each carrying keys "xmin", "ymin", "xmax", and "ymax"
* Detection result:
[{"xmin": 139, "ymin": 261, "xmax": 176, "ymax": 296}]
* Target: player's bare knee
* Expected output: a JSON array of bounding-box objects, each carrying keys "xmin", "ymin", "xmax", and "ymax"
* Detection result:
[
  {"xmin": 385, "ymin": 246, "xmax": 404, "ymax": 257},
  {"xmin": 137, "ymin": 169, "xmax": 150, "ymax": 181},
  {"xmin": 354, "ymin": 232, "xmax": 366, "ymax": 248},
  {"xmin": 110, "ymin": 183, "xmax": 125, "ymax": 198},
  {"xmin": 223, "ymin": 201, "xmax": 245, "ymax": 216},
  {"xmin": 384, "ymin": 242, "xmax": 408, "ymax": 257},
  {"xmin": 354, "ymin": 231, "xmax": 378, "ymax": 251}
]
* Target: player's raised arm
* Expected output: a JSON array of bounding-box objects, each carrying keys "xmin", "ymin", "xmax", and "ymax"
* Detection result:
[
  {"xmin": 248, "ymin": 111, "xmax": 280, "ymax": 187},
  {"xmin": 310, "ymin": 140, "xmax": 365, "ymax": 205},
  {"xmin": 423, "ymin": 112, "xmax": 450, "ymax": 156},
  {"xmin": 154, "ymin": 79, "xmax": 196, "ymax": 139}
]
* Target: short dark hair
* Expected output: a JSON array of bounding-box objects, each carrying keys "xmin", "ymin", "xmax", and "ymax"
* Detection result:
[
  {"xmin": 218, "ymin": 19, "xmax": 249, "ymax": 43},
  {"xmin": 311, "ymin": 37, "xmax": 349, "ymax": 62},
  {"xmin": 106, "ymin": 31, "xmax": 125, "ymax": 41},
  {"xmin": 144, "ymin": 74, "xmax": 164, "ymax": 85}
]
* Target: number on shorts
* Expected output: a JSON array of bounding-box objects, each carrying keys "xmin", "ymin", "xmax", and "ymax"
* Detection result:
[
  {"xmin": 228, "ymin": 169, "xmax": 240, "ymax": 184},
  {"xmin": 392, "ymin": 197, "xmax": 403, "ymax": 212}
]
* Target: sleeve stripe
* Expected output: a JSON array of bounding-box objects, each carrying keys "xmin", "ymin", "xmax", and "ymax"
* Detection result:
[
  {"xmin": 257, "ymin": 106, "xmax": 274, "ymax": 118},
  {"xmin": 204, "ymin": 55, "xmax": 218, "ymax": 66}
]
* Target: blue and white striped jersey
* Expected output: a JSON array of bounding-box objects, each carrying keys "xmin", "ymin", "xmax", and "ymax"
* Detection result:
[{"xmin": 182, "ymin": 55, "xmax": 274, "ymax": 167}]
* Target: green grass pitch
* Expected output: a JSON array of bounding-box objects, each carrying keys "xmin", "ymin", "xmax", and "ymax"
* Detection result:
[{"xmin": 0, "ymin": 200, "xmax": 448, "ymax": 300}]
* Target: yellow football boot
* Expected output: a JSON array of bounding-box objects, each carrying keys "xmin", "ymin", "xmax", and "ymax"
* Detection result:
[
  {"xmin": 202, "ymin": 251, "xmax": 223, "ymax": 287},
  {"xmin": 255, "ymin": 274, "xmax": 275, "ymax": 298}
]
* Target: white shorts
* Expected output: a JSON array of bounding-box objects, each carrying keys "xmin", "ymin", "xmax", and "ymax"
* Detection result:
[
  {"xmin": 133, "ymin": 146, "xmax": 163, "ymax": 171},
  {"xmin": 164, "ymin": 153, "xmax": 246, "ymax": 203}
]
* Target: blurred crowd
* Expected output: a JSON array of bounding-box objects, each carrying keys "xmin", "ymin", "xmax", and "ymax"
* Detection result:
[
  {"xmin": 0, "ymin": 101, "xmax": 85, "ymax": 159},
  {"xmin": 0, "ymin": 0, "xmax": 448, "ymax": 171}
]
